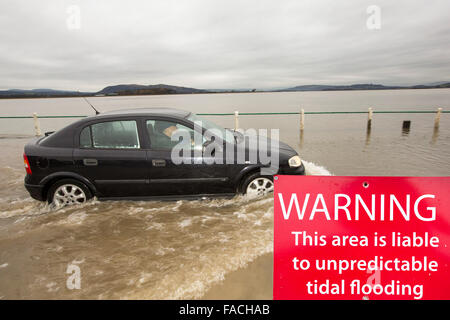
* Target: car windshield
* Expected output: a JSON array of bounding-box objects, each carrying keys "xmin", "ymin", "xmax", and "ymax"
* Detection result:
[{"xmin": 186, "ymin": 113, "xmax": 235, "ymax": 144}]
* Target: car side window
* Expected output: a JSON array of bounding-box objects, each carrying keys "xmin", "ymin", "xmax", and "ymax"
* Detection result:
[
  {"xmin": 86, "ymin": 120, "xmax": 140, "ymax": 149},
  {"xmin": 80, "ymin": 126, "xmax": 92, "ymax": 148},
  {"xmin": 146, "ymin": 120, "xmax": 201, "ymax": 150}
]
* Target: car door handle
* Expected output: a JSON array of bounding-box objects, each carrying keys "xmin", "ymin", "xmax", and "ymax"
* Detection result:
[
  {"xmin": 152, "ymin": 159, "xmax": 166, "ymax": 167},
  {"xmin": 83, "ymin": 158, "xmax": 98, "ymax": 166}
]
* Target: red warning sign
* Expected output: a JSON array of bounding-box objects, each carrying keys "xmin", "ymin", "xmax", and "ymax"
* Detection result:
[{"xmin": 273, "ymin": 176, "xmax": 450, "ymax": 300}]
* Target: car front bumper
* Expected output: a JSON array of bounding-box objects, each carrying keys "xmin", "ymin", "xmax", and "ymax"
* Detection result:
[{"xmin": 278, "ymin": 162, "xmax": 306, "ymax": 175}]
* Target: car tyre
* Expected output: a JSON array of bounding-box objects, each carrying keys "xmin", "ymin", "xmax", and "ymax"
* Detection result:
[
  {"xmin": 47, "ymin": 179, "xmax": 92, "ymax": 207},
  {"xmin": 241, "ymin": 172, "xmax": 274, "ymax": 197}
]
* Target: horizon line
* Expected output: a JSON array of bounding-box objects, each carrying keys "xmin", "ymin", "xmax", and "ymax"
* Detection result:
[{"xmin": 1, "ymin": 80, "xmax": 450, "ymax": 93}]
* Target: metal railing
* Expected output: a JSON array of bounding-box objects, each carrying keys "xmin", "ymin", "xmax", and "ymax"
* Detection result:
[{"xmin": 0, "ymin": 108, "xmax": 446, "ymax": 136}]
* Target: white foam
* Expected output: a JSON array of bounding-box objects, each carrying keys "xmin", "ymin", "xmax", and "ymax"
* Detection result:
[
  {"xmin": 71, "ymin": 258, "xmax": 85, "ymax": 264},
  {"xmin": 178, "ymin": 218, "xmax": 192, "ymax": 228},
  {"xmin": 154, "ymin": 246, "xmax": 175, "ymax": 256},
  {"xmin": 233, "ymin": 211, "xmax": 248, "ymax": 220},
  {"xmin": 63, "ymin": 211, "xmax": 87, "ymax": 225},
  {"xmin": 46, "ymin": 281, "xmax": 60, "ymax": 293},
  {"xmin": 146, "ymin": 222, "xmax": 164, "ymax": 230},
  {"xmin": 303, "ymin": 159, "xmax": 332, "ymax": 176},
  {"xmin": 137, "ymin": 272, "xmax": 153, "ymax": 286}
]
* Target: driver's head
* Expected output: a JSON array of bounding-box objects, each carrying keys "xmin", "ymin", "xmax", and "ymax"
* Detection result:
[{"xmin": 155, "ymin": 121, "xmax": 177, "ymax": 137}]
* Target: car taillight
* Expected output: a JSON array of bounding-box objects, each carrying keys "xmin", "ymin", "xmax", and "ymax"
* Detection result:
[{"xmin": 23, "ymin": 153, "xmax": 32, "ymax": 175}]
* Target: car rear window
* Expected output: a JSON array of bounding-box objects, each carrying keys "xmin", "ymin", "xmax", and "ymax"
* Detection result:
[{"xmin": 81, "ymin": 120, "xmax": 140, "ymax": 149}]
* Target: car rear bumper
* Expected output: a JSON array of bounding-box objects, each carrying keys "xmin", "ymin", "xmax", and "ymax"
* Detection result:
[{"xmin": 24, "ymin": 179, "xmax": 45, "ymax": 201}]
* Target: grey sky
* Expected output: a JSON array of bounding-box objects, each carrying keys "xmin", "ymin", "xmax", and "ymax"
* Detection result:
[{"xmin": 0, "ymin": 0, "xmax": 449, "ymax": 91}]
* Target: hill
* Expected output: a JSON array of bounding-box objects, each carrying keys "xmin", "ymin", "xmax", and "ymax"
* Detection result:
[
  {"xmin": 0, "ymin": 88, "xmax": 92, "ymax": 98},
  {"xmin": 97, "ymin": 84, "xmax": 207, "ymax": 95},
  {"xmin": 281, "ymin": 83, "xmax": 450, "ymax": 92}
]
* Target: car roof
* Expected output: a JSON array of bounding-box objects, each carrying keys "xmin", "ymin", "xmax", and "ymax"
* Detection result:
[
  {"xmin": 98, "ymin": 107, "xmax": 191, "ymax": 118},
  {"xmin": 39, "ymin": 108, "xmax": 193, "ymax": 148}
]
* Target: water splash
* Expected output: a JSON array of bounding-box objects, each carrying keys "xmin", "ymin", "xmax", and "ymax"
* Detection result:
[{"xmin": 0, "ymin": 145, "xmax": 332, "ymax": 299}]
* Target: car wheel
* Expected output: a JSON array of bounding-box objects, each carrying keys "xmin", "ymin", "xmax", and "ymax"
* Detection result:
[
  {"xmin": 241, "ymin": 173, "xmax": 274, "ymax": 197},
  {"xmin": 47, "ymin": 179, "xmax": 92, "ymax": 207}
]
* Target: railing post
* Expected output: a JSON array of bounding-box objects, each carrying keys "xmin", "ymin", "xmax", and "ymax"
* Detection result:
[
  {"xmin": 234, "ymin": 110, "xmax": 239, "ymax": 131},
  {"xmin": 33, "ymin": 112, "xmax": 41, "ymax": 136},
  {"xmin": 367, "ymin": 107, "xmax": 373, "ymax": 130},
  {"xmin": 300, "ymin": 108, "xmax": 305, "ymax": 131},
  {"xmin": 299, "ymin": 108, "xmax": 305, "ymax": 148},
  {"xmin": 434, "ymin": 107, "xmax": 442, "ymax": 129}
]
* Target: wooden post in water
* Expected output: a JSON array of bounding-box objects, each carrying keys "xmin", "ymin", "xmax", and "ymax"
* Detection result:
[
  {"xmin": 434, "ymin": 107, "xmax": 442, "ymax": 129},
  {"xmin": 402, "ymin": 120, "xmax": 411, "ymax": 129},
  {"xmin": 402, "ymin": 120, "xmax": 411, "ymax": 135},
  {"xmin": 33, "ymin": 112, "xmax": 41, "ymax": 136},
  {"xmin": 299, "ymin": 108, "xmax": 305, "ymax": 148},
  {"xmin": 300, "ymin": 108, "xmax": 305, "ymax": 131},
  {"xmin": 367, "ymin": 107, "xmax": 373, "ymax": 130},
  {"xmin": 365, "ymin": 107, "xmax": 373, "ymax": 145},
  {"xmin": 234, "ymin": 110, "xmax": 239, "ymax": 130}
]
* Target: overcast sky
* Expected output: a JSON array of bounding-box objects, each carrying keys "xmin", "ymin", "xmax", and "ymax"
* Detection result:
[{"xmin": 0, "ymin": 0, "xmax": 449, "ymax": 91}]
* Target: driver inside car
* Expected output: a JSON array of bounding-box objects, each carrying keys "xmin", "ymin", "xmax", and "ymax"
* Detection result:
[
  {"xmin": 155, "ymin": 121, "xmax": 178, "ymax": 138},
  {"xmin": 153, "ymin": 121, "xmax": 195, "ymax": 149}
]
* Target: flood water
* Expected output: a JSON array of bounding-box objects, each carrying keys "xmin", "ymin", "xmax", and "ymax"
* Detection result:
[{"xmin": 0, "ymin": 89, "xmax": 449, "ymax": 299}]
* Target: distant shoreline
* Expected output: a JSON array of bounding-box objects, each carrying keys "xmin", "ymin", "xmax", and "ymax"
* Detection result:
[{"xmin": 0, "ymin": 85, "xmax": 449, "ymax": 99}]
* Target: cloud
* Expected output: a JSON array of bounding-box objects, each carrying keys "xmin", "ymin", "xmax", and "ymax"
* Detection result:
[{"xmin": 0, "ymin": 0, "xmax": 449, "ymax": 91}]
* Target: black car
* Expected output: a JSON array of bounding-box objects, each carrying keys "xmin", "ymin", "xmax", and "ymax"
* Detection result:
[{"xmin": 24, "ymin": 108, "xmax": 305, "ymax": 206}]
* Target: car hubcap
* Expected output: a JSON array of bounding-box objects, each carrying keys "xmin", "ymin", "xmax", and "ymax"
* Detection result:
[
  {"xmin": 53, "ymin": 184, "xmax": 86, "ymax": 207},
  {"xmin": 246, "ymin": 177, "xmax": 273, "ymax": 197}
]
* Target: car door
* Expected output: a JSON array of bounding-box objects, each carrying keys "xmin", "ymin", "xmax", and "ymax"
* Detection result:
[
  {"xmin": 72, "ymin": 118, "xmax": 149, "ymax": 198},
  {"xmin": 144, "ymin": 118, "xmax": 233, "ymax": 197}
]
